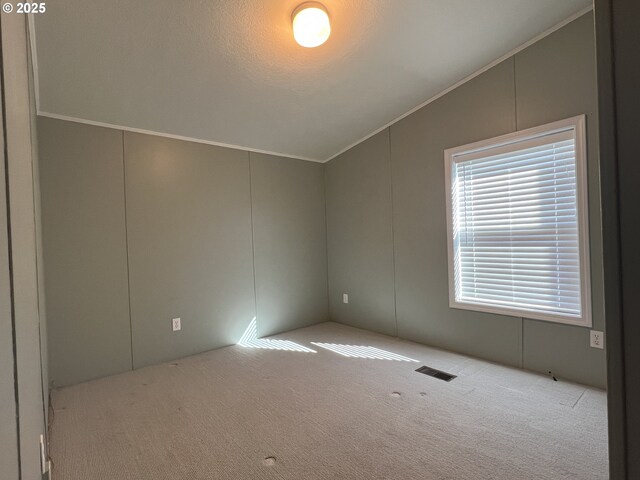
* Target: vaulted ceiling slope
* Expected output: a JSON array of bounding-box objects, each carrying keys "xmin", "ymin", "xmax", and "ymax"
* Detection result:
[{"xmin": 34, "ymin": 0, "xmax": 592, "ymax": 162}]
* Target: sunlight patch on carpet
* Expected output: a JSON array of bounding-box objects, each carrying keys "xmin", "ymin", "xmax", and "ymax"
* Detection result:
[{"xmin": 238, "ymin": 318, "xmax": 316, "ymax": 353}]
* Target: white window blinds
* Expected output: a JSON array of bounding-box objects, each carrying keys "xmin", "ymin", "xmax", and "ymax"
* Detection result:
[{"xmin": 445, "ymin": 117, "xmax": 591, "ymax": 326}]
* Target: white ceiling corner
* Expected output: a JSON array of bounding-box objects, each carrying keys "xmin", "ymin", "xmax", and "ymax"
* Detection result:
[{"xmin": 33, "ymin": 0, "xmax": 592, "ymax": 162}]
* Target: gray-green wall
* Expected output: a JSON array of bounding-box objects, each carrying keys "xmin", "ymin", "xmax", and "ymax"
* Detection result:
[
  {"xmin": 39, "ymin": 119, "xmax": 328, "ymax": 386},
  {"xmin": 40, "ymin": 12, "xmax": 604, "ymax": 390},
  {"xmin": 250, "ymin": 153, "xmax": 329, "ymax": 337},
  {"xmin": 325, "ymin": 13, "xmax": 606, "ymax": 388},
  {"xmin": 39, "ymin": 122, "xmax": 133, "ymax": 383},
  {"xmin": 0, "ymin": 97, "xmax": 19, "ymax": 480}
]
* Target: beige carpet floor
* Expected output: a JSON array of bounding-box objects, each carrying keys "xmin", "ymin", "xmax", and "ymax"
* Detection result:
[{"xmin": 49, "ymin": 322, "xmax": 608, "ymax": 479}]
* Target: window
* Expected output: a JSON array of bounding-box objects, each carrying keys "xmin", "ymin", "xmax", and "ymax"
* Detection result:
[{"xmin": 444, "ymin": 116, "xmax": 591, "ymax": 327}]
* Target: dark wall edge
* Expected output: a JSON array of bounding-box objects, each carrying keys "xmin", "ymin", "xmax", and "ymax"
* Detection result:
[{"xmin": 594, "ymin": 0, "xmax": 640, "ymax": 478}]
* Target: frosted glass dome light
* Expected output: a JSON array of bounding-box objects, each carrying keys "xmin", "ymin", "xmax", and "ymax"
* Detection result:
[{"xmin": 292, "ymin": 2, "xmax": 331, "ymax": 48}]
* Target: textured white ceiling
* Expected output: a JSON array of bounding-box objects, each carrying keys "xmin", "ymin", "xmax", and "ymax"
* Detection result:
[{"xmin": 34, "ymin": 0, "xmax": 592, "ymax": 161}]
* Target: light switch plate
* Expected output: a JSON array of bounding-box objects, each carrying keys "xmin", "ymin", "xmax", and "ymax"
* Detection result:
[{"xmin": 342, "ymin": 293, "xmax": 349, "ymax": 304}]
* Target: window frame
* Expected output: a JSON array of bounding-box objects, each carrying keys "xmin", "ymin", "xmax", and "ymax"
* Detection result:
[{"xmin": 443, "ymin": 115, "xmax": 592, "ymax": 327}]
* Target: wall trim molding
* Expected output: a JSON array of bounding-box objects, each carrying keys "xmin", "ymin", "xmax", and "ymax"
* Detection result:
[
  {"xmin": 27, "ymin": 14, "xmax": 40, "ymax": 113},
  {"xmin": 323, "ymin": 5, "xmax": 594, "ymax": 163},
  {"xmin": 36, "ymin": 111, "xmax": 324, "ymax": 163}
]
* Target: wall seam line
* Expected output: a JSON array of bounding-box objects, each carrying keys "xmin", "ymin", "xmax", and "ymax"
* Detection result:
[
  {"xmin": 121, "ymin": 130, "xmax": 134, "ymax": 370},
  {"xmin": 248, "ymin": 152, "xmax": 259, "ymax": 333},
  {"xmin": 514, "ymin": 55, "xmax": 519, "ymax": 131},
  {"xmin": 521, "ymin": 318, "xmax": 524, "ymax": 369},
  {"xmin": 387, "ymin": 127, "xmax": 399, "ymax": 338},
  {"xmin": 322, "ymin": 164, "xmax": 330, "ymax": 322}
]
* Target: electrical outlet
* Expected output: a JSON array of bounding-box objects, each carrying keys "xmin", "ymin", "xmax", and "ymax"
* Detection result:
[
  {"xmin": 342, "ymin": 293, "xmax": 349, "ymax": 304},
  {"xmin": 172, "ymin": 318, "xmax": 181, "ymax": 332},
  {"xmin": 590, "ymin": 330, "xmax": 604, "ymax": 349}
]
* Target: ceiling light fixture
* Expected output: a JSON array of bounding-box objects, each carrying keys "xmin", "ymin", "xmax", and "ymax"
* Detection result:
[{"xmin": 292, "ymin": 2, "xmax": 331, "ymax": 48}]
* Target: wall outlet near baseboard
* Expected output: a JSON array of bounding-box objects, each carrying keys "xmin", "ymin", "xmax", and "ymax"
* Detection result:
[
  {"xmin": 172, "ymin": 317, "xmax": 181, "ymax": 332},
  {"xmin": 590, "ymin": 330, "xmax": 604, "ymax": 349},
  {"xmin": 342, "ymin": 293, "xmax": 349, "ymax": 304}
]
